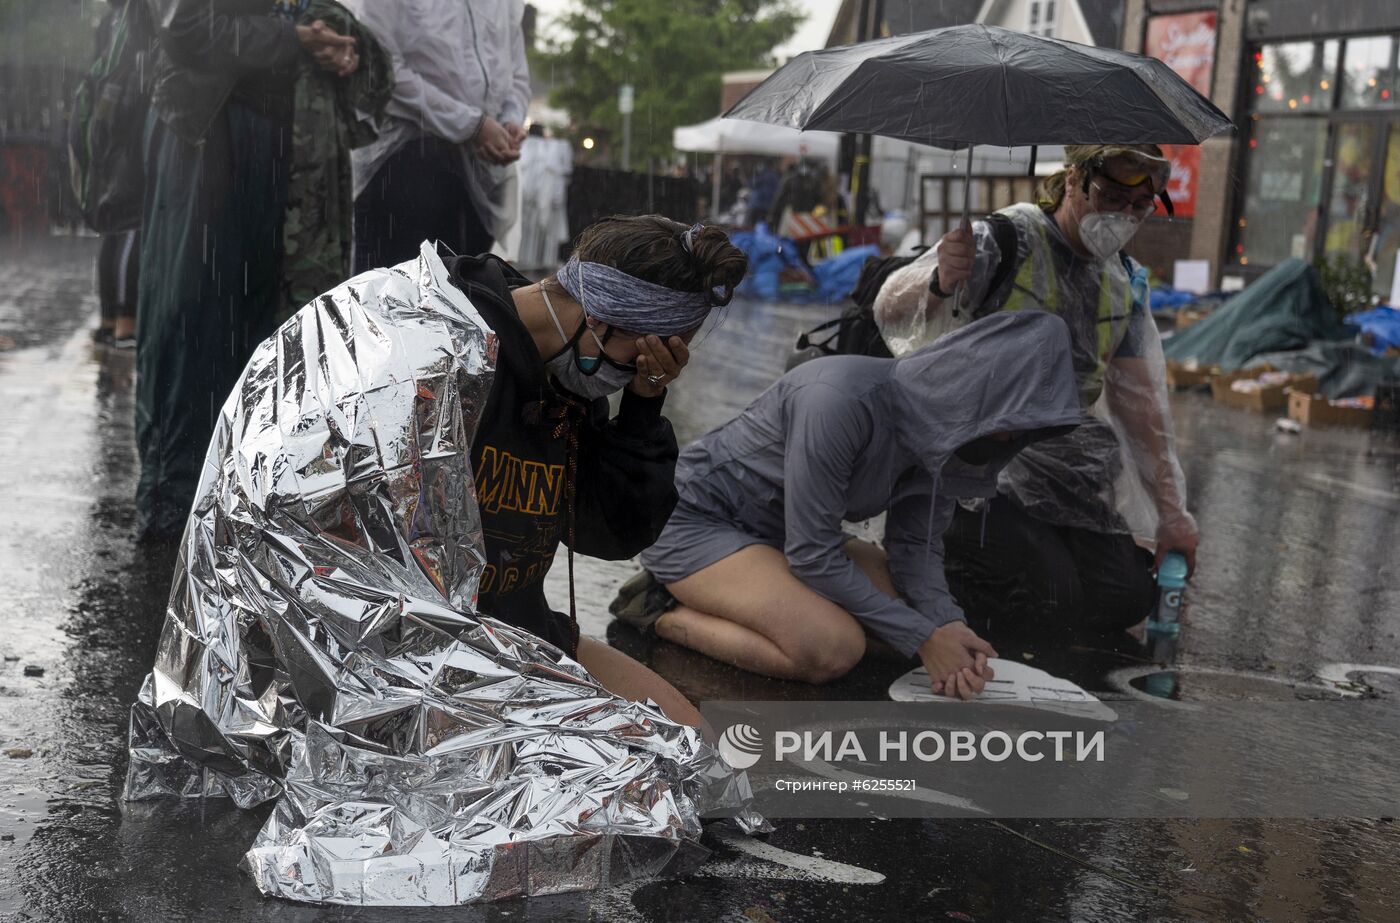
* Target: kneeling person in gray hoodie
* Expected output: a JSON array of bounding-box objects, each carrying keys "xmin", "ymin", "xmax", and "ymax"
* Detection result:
[{"xmin": 627, "ymin": 311, "xmax": 1082, "ymax": 699}]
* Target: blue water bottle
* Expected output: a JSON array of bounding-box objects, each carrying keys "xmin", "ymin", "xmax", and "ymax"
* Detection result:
[{"xmin": 1146, "ymin": 552, "xmax": 1189, "ymax": 637}]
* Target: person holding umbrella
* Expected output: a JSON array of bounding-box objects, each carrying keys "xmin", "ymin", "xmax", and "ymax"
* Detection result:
[{"xmin": 873, "ymin": 144, "xmax": 1198, "ymax": 636}]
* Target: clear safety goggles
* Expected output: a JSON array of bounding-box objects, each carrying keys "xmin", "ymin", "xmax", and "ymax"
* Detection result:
[{"xmin": 1090, "ymin": 180, "xmax": 1160, "ymax": 219}]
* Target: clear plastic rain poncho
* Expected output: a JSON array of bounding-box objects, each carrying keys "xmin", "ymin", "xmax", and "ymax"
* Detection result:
[
  {"xmin": 122, "ymin": 242, "xmax": 762, "ymax": 905},
  {"xmin": 874, "ymin": 202, "xmax": 1193, "ymax": 543}
]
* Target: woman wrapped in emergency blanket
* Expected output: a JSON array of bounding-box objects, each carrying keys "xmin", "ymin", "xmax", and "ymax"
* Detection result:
[{"xmin": 123, "ymin": 232, "xmax": 762, "ymax": 906}]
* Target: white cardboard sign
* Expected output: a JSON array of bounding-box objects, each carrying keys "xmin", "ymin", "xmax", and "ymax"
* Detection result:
[
  {"xmin": 1173, "ymin": 259, "xmax": 1211, "ymax": 295},
  {"xmin": 888, "ymin": 658, "xmax": 1117, "ymax": 721}
]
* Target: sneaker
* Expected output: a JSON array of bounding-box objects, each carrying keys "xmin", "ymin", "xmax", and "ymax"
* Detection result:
[{"xmin": 608, "ymin": 570, "xmax": 677, "ymax": 634}]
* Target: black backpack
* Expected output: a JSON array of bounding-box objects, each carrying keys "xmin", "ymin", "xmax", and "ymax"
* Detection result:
[
  {"xmin": 67, "ymin": 0, "xmax": 153, "ymax": 233},
  {"xmin": 788, "ymin": 213, "xmax": 1020, "ymax": 367}
]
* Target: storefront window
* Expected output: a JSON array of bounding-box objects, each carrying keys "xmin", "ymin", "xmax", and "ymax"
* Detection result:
[
  {"xmin": 1323, "ymin": 123, "xmax": 1378, "ymax": 262},
  {"xmin": 1250, "ymin": 41, "xmax": 1339, "ymax": 113},
  {"xmin": 1235, "ymin": 117, "xmax": 1328, "ymax": 267},
  {"xmin": 1341, "ymin": 36, "xmax": 1396, "ymax": 108},
  {"xmin": 1375, "ymin": 126, "xmax": 1400, "ymax": 300}
]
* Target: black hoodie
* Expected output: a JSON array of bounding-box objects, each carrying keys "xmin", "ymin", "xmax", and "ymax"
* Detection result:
[{"xmin": 448, "ymin": 254, "xmax": 680, "ymax": 655}]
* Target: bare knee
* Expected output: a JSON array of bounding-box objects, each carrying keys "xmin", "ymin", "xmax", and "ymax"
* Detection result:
[{"xmin": 788, "ymin": 628, "xmax": 866, "ymax": 684}]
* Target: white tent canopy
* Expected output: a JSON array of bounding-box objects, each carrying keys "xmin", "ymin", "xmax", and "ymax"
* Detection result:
[{"xmin": 673, "ymin": 117, "xmax": 841, "ymax": 161}]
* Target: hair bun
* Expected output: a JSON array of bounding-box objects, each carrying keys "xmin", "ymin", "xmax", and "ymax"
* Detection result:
[
  {"xmin": 569, "ymin": 214, "xmax": 750, "ymax": 314},
  {"xmin": 688, "ymin": 225, "xmax": 748, "ymax": 307}
]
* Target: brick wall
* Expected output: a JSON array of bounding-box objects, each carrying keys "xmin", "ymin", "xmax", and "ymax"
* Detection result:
[
  {"xmin": 1127, "ymin": 218, "xmax": 1196, "ymax": 285},
  {"xmin": 1121, "ymin": 0, "xmax": 1241, "ymax": 287}
]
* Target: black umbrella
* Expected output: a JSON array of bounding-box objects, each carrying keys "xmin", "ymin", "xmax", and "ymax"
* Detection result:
[
  {"xmin": 725, "ymin": 23, "xmax": 1233, "ymax": 270},
  {"xmin": 725, "ymin": 24, "xmax": 1232, "ymax": 149}
]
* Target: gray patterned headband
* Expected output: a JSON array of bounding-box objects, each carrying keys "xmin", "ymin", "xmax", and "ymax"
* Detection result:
[{"xmin": 554, "ymin": 252, "xmax": 714, "ymax": 336}]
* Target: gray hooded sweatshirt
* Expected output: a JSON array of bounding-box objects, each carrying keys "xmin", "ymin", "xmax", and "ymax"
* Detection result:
[{"xmin": 650, "ymin": 311, "xmax": 1082, "ymax": 657}]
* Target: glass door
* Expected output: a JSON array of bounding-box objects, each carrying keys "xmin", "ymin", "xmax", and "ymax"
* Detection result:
[
  {"xmin": 1322, "ymin": 121, "xmax": 1381, "ymax": 265},
  {"xmin": 1373, "ymin": 123, "xmax": 1400, "ymax": 301}
]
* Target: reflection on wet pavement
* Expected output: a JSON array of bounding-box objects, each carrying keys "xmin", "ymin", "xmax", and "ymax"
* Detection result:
[{"xmin": 2, "ymin": 238, "xmax": 1398, "ymax": 921}]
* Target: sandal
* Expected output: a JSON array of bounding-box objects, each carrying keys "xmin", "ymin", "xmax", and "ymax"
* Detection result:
[{"xmin": 609, "ymin": 570, "xmax": 677, "ymax": 634}]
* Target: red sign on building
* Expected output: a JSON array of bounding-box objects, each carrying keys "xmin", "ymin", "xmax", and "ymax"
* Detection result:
[{"xmin": 1144, "ymin": 11, "xmax": 1218, "ymax": 218}]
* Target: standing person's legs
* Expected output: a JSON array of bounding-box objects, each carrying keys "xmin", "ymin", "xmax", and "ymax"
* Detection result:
[
  {"xmin": 96, "ymin": 233, "xmax": 120, "ymax": 339},
  {"xmin": 1061, "ymin": 528, "xmax": 1157, "ymax": 632},
  {"xmin": 113, "ymin": 229, "xmax": 139, "ymax": 342},
  {"xmin": 135, "ymin": 107, "xmax": 214, "ymax": 539},
  {"xmin": 134, "ymin": 102, "xmax": 288, "ymax": 540},
  {"xmin": 353, "ymin": 137, "xmax": 485, "ymax": 273},
  {"xmin": 942, "ymin": 499, "xmax": 1083, "ymax": 634}
]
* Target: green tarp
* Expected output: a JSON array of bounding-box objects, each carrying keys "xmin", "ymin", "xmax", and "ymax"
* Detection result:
[{"xmin": 1161, "ymin": 259, "xmax": 1352, "ymax": 370}]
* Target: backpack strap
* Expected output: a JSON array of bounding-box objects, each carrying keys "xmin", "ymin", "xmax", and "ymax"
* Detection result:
[
  {"xmin": 794, "ymin": 316, "xmax": 845, "ymax": 354},
  {"xmin": 970, "ymin": 212, "xmax": 1021, "ymax": 319}
]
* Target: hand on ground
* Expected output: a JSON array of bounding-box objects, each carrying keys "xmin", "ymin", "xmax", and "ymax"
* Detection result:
[{"xmin": 917, "ymin": 621, "xmax": 997, "ymax": 700}]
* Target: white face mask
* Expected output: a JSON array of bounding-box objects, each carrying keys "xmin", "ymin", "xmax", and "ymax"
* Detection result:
[
  {"xmin": 545, "ymin": 349, "xmax": 634, "ymax": 400},
  {"xmin": 540, "ymin": 285, "xmax": 635, "ymax": 400},
  {"xmin": 1077, "ymin": 211, "xmax": 1141, "ymax": 261}
]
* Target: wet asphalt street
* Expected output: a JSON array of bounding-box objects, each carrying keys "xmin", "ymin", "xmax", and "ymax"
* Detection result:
[{"xmin": 2, "ymin": 236, "xmax": 1400, "ymax": 922}]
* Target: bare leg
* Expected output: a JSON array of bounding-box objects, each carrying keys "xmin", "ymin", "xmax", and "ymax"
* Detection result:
[
  {"xmin": 576, "ymin": 636, "xmax": 703, "ymax": 729},
  {"xmin": 841, "ymin": 537, "xmax": 897, "ymax": 596},
  {"xmin": 840, "ymin": 538, "xmax": 906, "ymax": 660},
  {"xmin": 656, "ymin": 544, "xmax": 869, "ymax": 684}
]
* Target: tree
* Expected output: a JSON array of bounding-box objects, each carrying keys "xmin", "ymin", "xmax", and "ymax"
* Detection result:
[{"xmin": 534, "ymin": 0, "xmax": 803, "ymax": 168}]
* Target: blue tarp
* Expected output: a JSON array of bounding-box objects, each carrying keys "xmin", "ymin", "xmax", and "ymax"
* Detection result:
[
  {"xmin": 1150, "ymin": 287, "xmax": 1235, "ymax": 313},
  {"xmin": 1346, "ymin": 306, "xmax": 1400, "ymax": 355},
  {"xmin": 810, "ymin": 244, "xmax": 882, "ymax": 303},
  {"xmin": 1150, "ymin": 286, "xmax": 1199, "ymax": 310},
  {"xmin": 731, "ymin": 223, "xmax": 879, "ymax": 303},
  {"xmin": 731, "ymin": 223, "xmax": 805, "ymax": 301}
]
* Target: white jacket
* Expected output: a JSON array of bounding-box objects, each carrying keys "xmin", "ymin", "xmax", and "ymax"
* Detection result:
[{"xmin": 347, "ymin": 0, "xmax": 531, "ymax": 199}]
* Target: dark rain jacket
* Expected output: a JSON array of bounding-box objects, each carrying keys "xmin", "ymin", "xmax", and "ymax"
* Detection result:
[
  {"xmin": 143, "ymin": 0, "xmax": 303, "ymax": 142},
  {"xmin": 651, "ymin": 311, "xmax": 1082, "ymax": 657},
  {"xmin": 448, "ymin": 254, "xmax": 681, "ymax": 656}
]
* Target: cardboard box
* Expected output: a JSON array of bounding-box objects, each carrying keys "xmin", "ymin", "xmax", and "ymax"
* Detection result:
[
  {"xmin": 1210, "ymin": 366, "xmax": 1319, "ymax": 413},
  {"xmin": 1286, "ymin": 390, "xmax": 1375, "ymax": 428},
  {"xmin": 1166, "ymin": 359, "xmax": 1219, "ymax": 390},
  {"xmin": 1175, "ymin": 308, "xmax": 1210, "ymax": 332}
]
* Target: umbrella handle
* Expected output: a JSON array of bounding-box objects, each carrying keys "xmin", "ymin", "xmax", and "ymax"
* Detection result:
[
  {"xmin": 952, "ymin": 148, "xmax": 974, "ymax": 317},
  {"xmin": 951, "ymin": 213, "xmax": 972, "ymax": 317}
]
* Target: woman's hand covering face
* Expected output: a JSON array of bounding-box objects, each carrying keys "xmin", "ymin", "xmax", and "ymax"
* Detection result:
[{"xmin": 627, "ymin": 334, "xmax": 691, "ymax": 398}]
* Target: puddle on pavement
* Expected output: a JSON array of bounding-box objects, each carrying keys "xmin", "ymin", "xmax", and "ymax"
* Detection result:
[{"xmin": 1127, "ymin": 668, "xmax": 1353, "ymax": 702}]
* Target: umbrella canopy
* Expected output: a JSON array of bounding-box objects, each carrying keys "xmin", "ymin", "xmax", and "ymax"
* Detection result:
[
  {"xmin": 724, "ymin": 24, "xmax": 1233, "ymax": 148},
  {"xmin": 673, "ymin": 116, "xmax": 841, "ymax": 161}
]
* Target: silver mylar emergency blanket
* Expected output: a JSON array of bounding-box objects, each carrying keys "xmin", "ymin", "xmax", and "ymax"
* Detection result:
[{"xmin": 123, "ymin": 242, "xmax": 762, "ymax": 905}]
